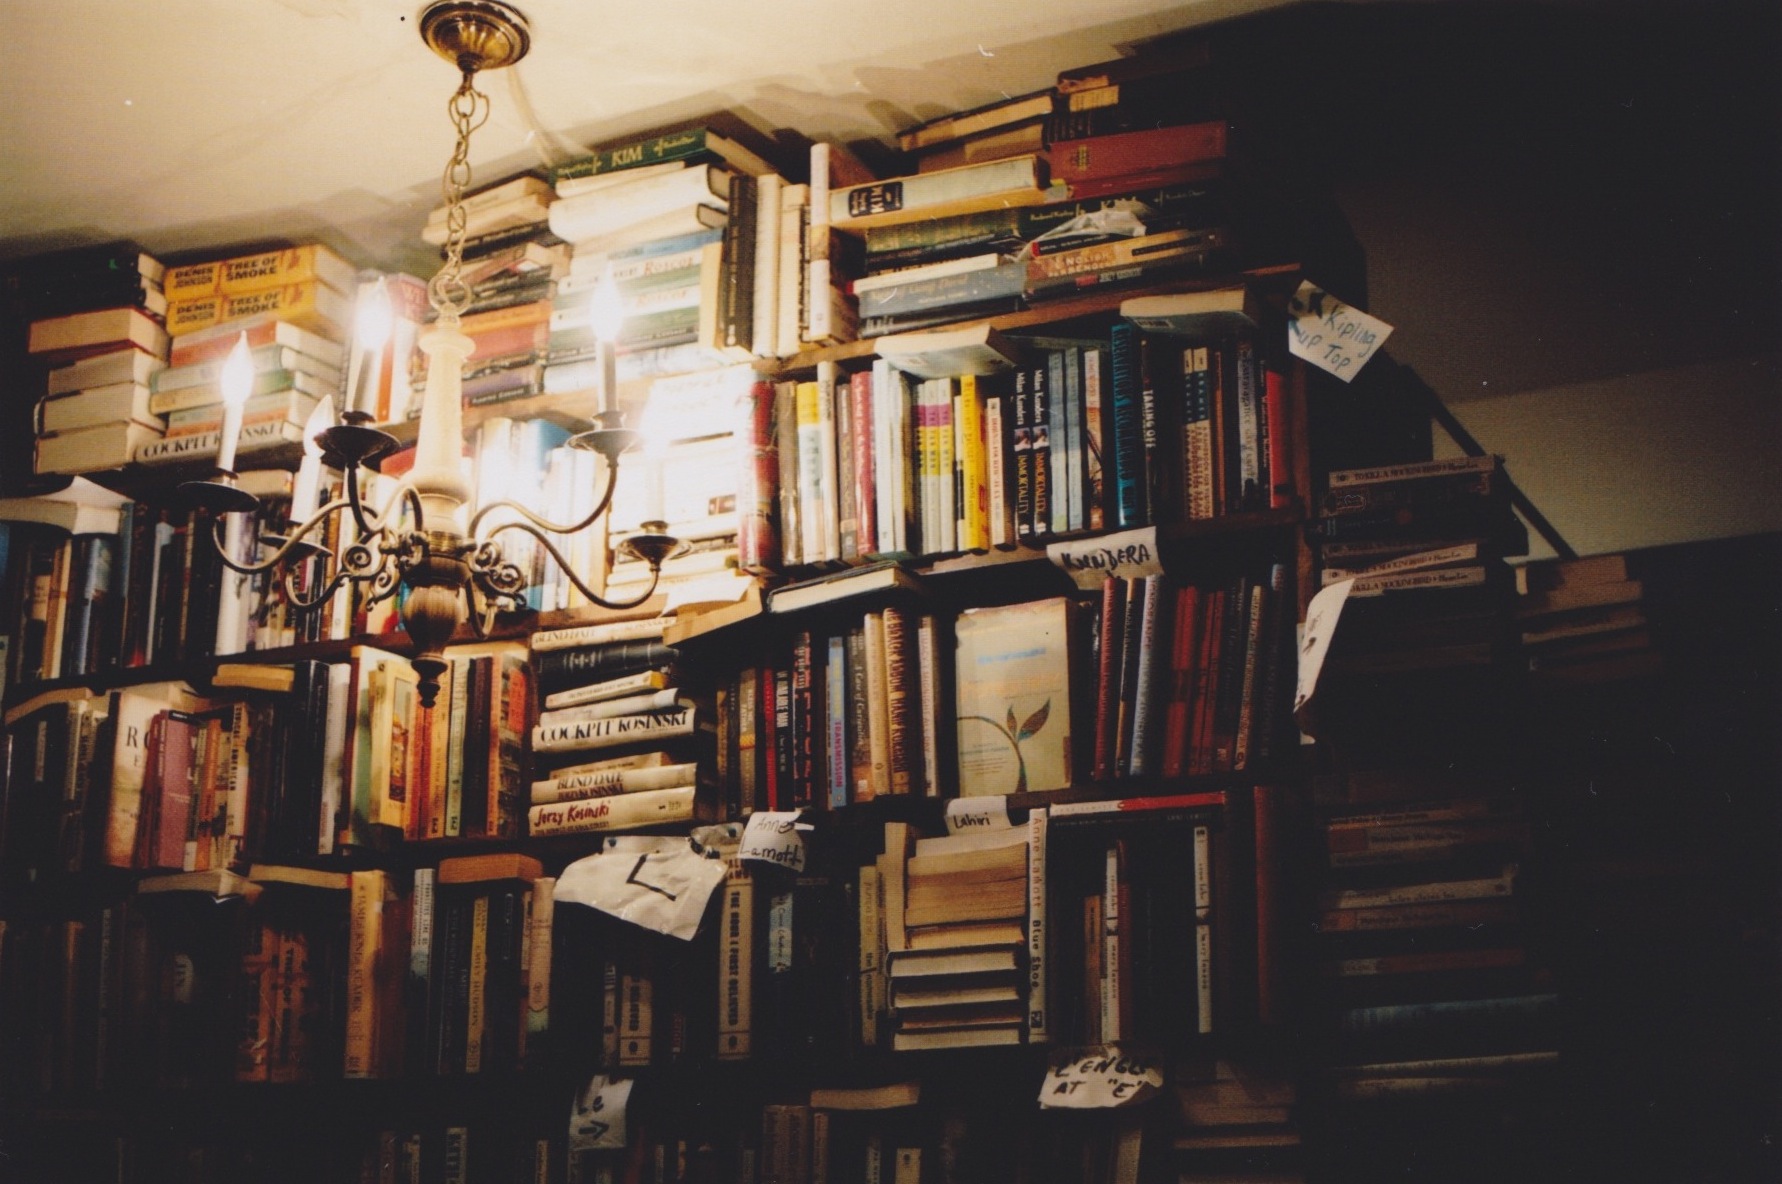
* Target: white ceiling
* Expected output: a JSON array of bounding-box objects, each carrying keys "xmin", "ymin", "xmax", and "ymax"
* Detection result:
[{"xmin": 0, "ymin": 0, "xmax": 1295, "ymax": 275}]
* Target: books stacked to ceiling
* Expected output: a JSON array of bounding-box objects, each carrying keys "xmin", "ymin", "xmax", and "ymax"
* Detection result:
[
  {"xmin": 884, "ymin": 822, "xmax": 1033, "ymax": 1051},
  {"xmin": 15, "ymin": 243, "xmax": 171, "ymax": 475},
  {"xmin": 1515, "ymin": 552, "xmax": 1657, "ymax": 684},
  {"xmin": 142, "ymin": 243, "xmax": 354, "ymax": 468},
  {"xmin": 1307, "ymin": 768, "xmax": 1558, "ymax": 1145},
  {"xmin": 1302, "ymin": 454, "xmax": 1528, "ymax": 765},
  {"xmin": 414, "ymin": 174, "xmax": 565, "ymax": 417},
  {"xmin": 545, "ymin": 124, "xmax": 792, "ymax": 389},
  {"xmin": 830, "ymin": 41, "xmax": 1244, "ymax": 339},
  {"xmin": 526, "ymin": 616, "xmax": 718, "ymax": 837},
  {"xmin": 600, "ymin": 365, "xmax": 757, "ymax": 608}
]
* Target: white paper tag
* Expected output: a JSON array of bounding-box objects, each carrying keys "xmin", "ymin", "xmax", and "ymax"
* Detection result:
[
  {"xmin": 1040, "ymin": 1045, "xmax": 1165, "ymax": 1109},
  {"xmin": 739, "ymin": 810, "xmax": 810, "ymax": 872},
  {"xmin": 555, "ymin": 837, "xmax": 728, "ymax": 941},
  {"xmin": 1293, "ymin": 577, "xmax": 1354, "ymax": 717},
  {"xmin": 569, "ymin": 1074, "xmax": 633, "ymax": 1150},
  {"xmin": 945, "ymin": 795, "xmax": 1012, "ymax": 834},
  {"xmin": 1045, "ymin": 526, "xmax": 1163, "ymax": 591},
  {"xmin": 1287, "ymin": 281, "xmax": 1392, "ymax": 382}
]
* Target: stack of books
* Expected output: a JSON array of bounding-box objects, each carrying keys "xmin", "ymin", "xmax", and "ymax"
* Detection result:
[
  {"xmin": 526, "ymin": 617, "xmax": 716, "ymax": 836},
  {"xmin": 887, "ymin": 866, "xmax": 1033, "ymax": 1048},
  {"xmin": 545, "ymin": 125, "xmax": 788, "ymax": 385},
  {"xmin": 142, "ymin": 243, "xmax": 356, "ymax": 467},
  {"xmin": 1314, "ymin": 456, "xmax": 1527, "ymax": 668},
  {"xmin": 20, "ymin": 243, "xmax": 171, "ymax": 474},
  {"xmin": 413, "ymin": 175, "xmax": 564, "ymax": 414},
  {"xmin": 1173, "ymin": 1058, "xmax": 1305, "ymax": 1184},
  {"xmin": 1515, "ymin": 552, "xmax": 1657, "ymax": 683},
  {"xmin": 1310, "ymin": 771, "xmax": 1558, "ymax": 1113},
  {"xmin": 823, "ymin": 42, "xmax": 1244, "ymax": 339}
]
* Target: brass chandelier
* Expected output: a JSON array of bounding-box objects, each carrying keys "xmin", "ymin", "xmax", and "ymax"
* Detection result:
[{"xmin": 182, "ymin": 0, "xmax": 682, "ymax": 706}]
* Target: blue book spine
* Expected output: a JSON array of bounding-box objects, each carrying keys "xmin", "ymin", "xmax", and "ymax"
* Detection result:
[{"xmin": 1109, "ymin": 321, "xmax": 1146, "ymax": 528}]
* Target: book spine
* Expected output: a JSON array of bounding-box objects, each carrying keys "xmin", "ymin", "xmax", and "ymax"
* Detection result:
[
  {"xmin": 1108, "ymin": 322, "xmax": 1145, "ymax": 527},
  {"xmin": 1026, "ymin": 806, "xmax": 1048, "ymax": 1044},
  {"xmin": 526, "ymin": 786, "xmax": 698, "ymax": 836},
  {"xmin": 824, "ymin": 633, "xmax": 849, "ymax": 810},
  {"xmin": 881, "ymin": 607, "xmax": 919, "ymax": 795}
]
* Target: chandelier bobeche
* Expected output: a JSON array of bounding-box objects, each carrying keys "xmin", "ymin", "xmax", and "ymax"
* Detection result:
[{"xmin": 180, "ymin": 0, "xmax": 683, "ymax": 707}]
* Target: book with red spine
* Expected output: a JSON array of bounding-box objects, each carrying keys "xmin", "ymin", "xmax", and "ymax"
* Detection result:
[
  {"xmin": 1160, "ymin": 583, "xmax": 1204, "ymax": 778},
  {"xmin": 1048, "ymin": 122, "xmax": 1229, "ymax": 185},
  {"xmin": 736, "ymin": 377, "xmax": 780, "ymax": 574},
  {"xmin": 1091, "ymin": 576, "xmax": 1128, "ymax": 781}
]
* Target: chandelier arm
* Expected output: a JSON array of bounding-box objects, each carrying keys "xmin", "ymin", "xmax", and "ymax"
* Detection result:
[
  {"xmin": 283, "ymin": 557, "xmax": 356, "ymax": 612},
  {"xmin": 467, "ymin": 459, "xmax": 622, "ymax": 539},
  {"xmin": 206, "ymin": 497, "xmax": 357, "ymax": 577},
  {"xmin": 344, "ymin": 464, "xmax": 425, "ymax": 538},
  {"xmin": 478, "ymin": 518, "xmax": 664, "ymax": 610}
]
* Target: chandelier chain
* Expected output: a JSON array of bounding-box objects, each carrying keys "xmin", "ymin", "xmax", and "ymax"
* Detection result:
[{"xmin": 429, "ymin": 69, "xmax": 490, "ymax": 320}]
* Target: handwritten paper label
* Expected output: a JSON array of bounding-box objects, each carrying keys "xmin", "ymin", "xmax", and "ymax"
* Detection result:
[
  {"xmin": 1040, "ymin": 1045, "xmax": 1165, "ymax": 1109},
  {"xmin": 1287, "ymin": 282, "xmax": 1392, "ymax": 382},
  {"xmin": 1045, "ymin": 526, "xmax": 1163, "ymax": 591},
  {"xmin": 569, "ymin": 1074, "xmax": 633, "ymax": 1150},
  {"xmin": 739, "ymin": 810, "xmax": 809, "ymax": 872},
  {"xmin": 1293, "ymin": 577, "xmax": 1354, "ymax": 723},
  {"xmin": 945, "ymin": 796, "xmax": 1012, "ymax": 834},
  {"xmin": 556, "ymin": 837, "xmax": 727, "ymax": 940}
]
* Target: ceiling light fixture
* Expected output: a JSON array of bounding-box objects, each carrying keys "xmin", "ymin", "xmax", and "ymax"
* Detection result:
[{"xmin": 181, "ymin": 0, "xmax": 682, "ymax": 707}]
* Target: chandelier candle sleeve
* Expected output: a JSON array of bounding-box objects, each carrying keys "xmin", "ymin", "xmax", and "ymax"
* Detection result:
[
  {"xmin": 590, "ymin": 271, "xmax": 623, "ymax": 417},
  {"xmin": 349, "ymin": 277, "xmax": 394, "ymax": 419},
  {"xmin": 215, "ymin": 332, "xmax": 255, "ymax": 472},
  {"xmin": 290, "ymin": 397, "xmax": 335, "ymax": 523}
]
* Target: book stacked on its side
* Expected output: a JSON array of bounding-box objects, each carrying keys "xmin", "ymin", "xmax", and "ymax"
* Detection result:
[
  {"xmin": 21, "ymin": 244, "xmax": 171, "ymax": 475},
  {"xmin": 1515, "ymin": 552, "xmax": 1657, "ymax": 684},
  {"xmin": 142, "ymin": 243, "xmax": 357, "ymax": 466}
]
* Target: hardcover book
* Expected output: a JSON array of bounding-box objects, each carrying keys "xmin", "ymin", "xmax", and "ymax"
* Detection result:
[{"xmin": 953, "ymin": 597, "xmax": 1080, "ymax": 795}]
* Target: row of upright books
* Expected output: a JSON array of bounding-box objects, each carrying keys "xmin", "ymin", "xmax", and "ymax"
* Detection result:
[
  {"xmin": 0, "ymin": 640, "xmax": 532, "ymax": 893},
  {"xmin": 0, "ymin": 852, "xmax": 557, "ymax": 1096},
  {"xmin": 743, "ymin": 287, "xmax": 1293, "ymax": 578}
]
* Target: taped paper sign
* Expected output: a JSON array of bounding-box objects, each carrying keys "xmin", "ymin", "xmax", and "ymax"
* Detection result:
[
  {"xmin": 1287, "ymin": 282, "xmax": 1392, "ymax": 382},
  {"xmin": 739, "ymin": 810, "xmax": 810, "ymax": 872},
  {"xmin": 1293, "ymin": 577, "xmax": 1354, "ymax": 722},
  {"xmin": 555, "ymin": 836, "xmax": 727, "ymax": 940},
  {"xmin": 1046, "ymin": 526, "xmax": 1163, "ymax": 591},
  {"xmin": 1041, "ymin": 1045, "xmax": 1165, "ymax": 1109},
  {"xmin": 945, "ymin": 795, "xmax": 1012, "ymax": 834},
  {"xmin": 569, "ymin": 1074, "xmax": 633, "ymax": 1151}
]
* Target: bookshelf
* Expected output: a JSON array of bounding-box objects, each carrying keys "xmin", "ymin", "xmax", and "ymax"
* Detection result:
[{"xmin": 2, "ymin": 20, "xmax": 1773, "ymax": 1184}]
